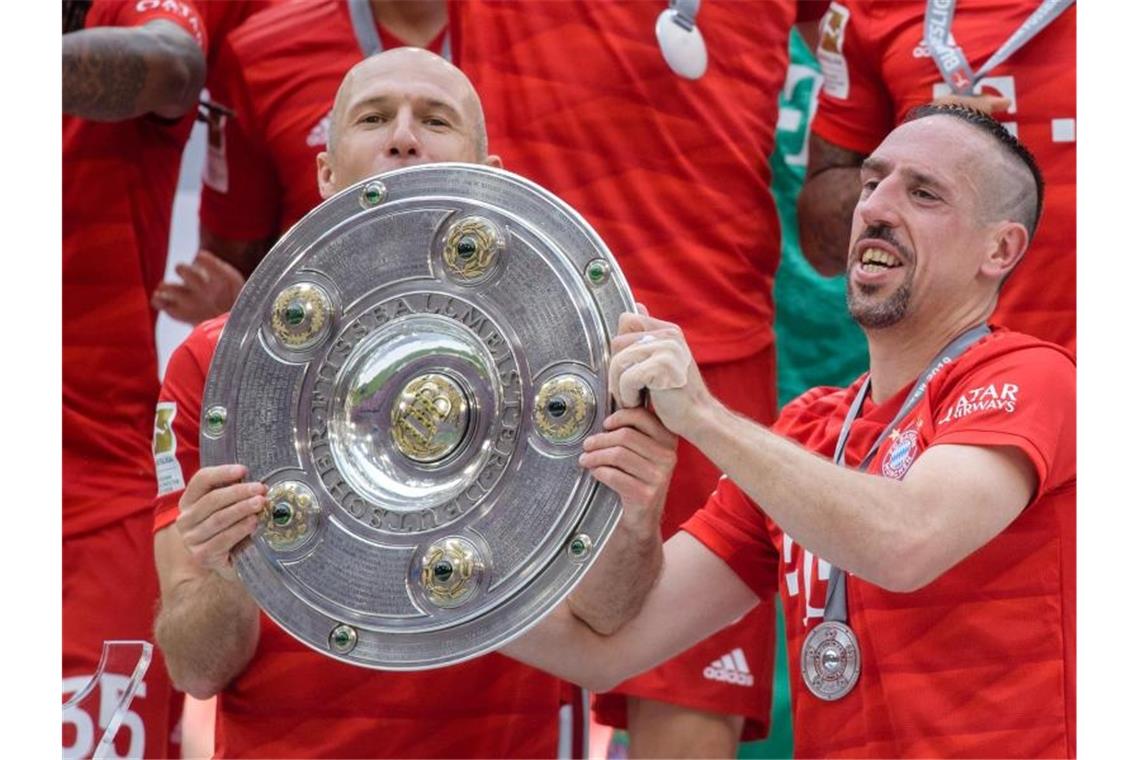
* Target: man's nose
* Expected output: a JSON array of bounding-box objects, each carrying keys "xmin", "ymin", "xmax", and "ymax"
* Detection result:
[
  {"xmin": 856, "ymin": 178, "xmax": 902, "ymax": 229},
  {"xmin": 385, "ymin": 111, "xmax": 421, "ymax": 157}
]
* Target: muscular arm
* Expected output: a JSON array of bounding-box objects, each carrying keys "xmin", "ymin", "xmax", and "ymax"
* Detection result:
[
  {"xmin": 687, "ymin": 406, "xmax": 1036, "ymax": 591},
  {"xmin": 63, "ymin": 19, "xmax": 205, "ymax": 121},
  {"xmin": 566, "ymin": 410, "xmax": 675, "ymax": 634},
  {"xmin": 797, "ymin": 133, "xmax": 866, "ymax": 276},
  {"xmin": 504, "ymin": 532, "xmax": 760, "ymax": 692},
  {"xmin": 153, "ymin": 465, "xmax": 265, "ymax": 699},
  {"xmin": 609, "ymin": 313, "xmax": 1039, "ymax": 593}
]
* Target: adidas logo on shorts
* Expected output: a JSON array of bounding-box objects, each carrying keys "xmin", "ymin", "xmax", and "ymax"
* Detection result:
[{"xmin": 702, "ymin": 647, "xmax": 754, "ymax": 687}]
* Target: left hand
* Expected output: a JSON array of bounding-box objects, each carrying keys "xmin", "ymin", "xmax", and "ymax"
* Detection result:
[
  {"xmin": 152, "ymin": 249, "xmax": 245, "ymax": 325},
  {"xmin": 607, "ymin": 310, "xmax": 712, "ymax": 438},
  {"xmin": 579, "ymin": 407, "xmax": 677, "ymax": 530}
]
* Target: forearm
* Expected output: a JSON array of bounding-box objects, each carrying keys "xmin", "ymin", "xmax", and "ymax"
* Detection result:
[
  {"xmin": 63, "ymin": 22, "xmax": 204, "ymax": 121},
  {"xmin": 154, "ymin": 569, "xmax": 260, "ymax": 698},
  {"xmin": 798, "ymin": 133, "xmax": 865, "ymax": 276},
  {"xmin": 567, "ymin": 510, "xmax": 663, "ymax": 635},
  {"xmin": 687, "ymin": 401, "xmax": 926, "ymax": 590},
  {"xmin": 508, "ymin": 532, "xmax": 756, "ymax": 691},
  {"xmin": 797, "ymin": 167, "xmax": 860, "ymax": 276},
  {"xmin": 504, "ymin": 604, "xmax": 636, "ymax": 693}
]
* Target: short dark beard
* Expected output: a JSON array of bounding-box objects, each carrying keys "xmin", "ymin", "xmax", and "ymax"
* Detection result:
[
  {"xmin": 847, "ymin": 278, "xmax": 911, "ymax": 328},
  {"xmin": 846, "ymin": 224, "xmax": 914, "ymax": 329}
]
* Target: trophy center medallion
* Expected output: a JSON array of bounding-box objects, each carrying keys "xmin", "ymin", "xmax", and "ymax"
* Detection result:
[{"xmin": 390, "ymin": 373, "xmax": 470, "ymax": 464}]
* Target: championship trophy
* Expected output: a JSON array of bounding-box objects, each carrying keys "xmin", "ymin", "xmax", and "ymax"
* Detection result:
[{"xmin": 200, "ymin": 164, "xmax": 635, "ymax": 669}]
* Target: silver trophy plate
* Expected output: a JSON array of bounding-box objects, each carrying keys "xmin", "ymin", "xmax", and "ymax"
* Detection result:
[{"xmin": 200, "ymin": 163, "xmax": 635, "ymax": 670}]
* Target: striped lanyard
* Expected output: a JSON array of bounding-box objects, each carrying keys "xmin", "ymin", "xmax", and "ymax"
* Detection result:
[
  {"xmin": 924, "ymin": 0, "xmax": 1074, "ymax": 94},
  {"xmin": 347, "ymin": 0, "xmax": 452, "ymax": 61}
]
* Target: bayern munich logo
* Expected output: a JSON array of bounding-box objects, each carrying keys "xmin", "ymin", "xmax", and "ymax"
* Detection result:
[{"xmin": 881, "ymin": 426, "xmax": 920, "ymax": 479}]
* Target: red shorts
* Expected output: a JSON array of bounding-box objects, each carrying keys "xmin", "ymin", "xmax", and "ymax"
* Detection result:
[
  {"xmin": 593, "ymin": 349, "xmax": 779, "ymax": 741},
  {"xmin": 63, "ymin": 509, "xmax": 181, "ymax": 759}
]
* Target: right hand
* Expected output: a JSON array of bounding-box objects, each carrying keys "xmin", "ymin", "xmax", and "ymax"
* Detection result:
[{"xmin": 176, "ymin": 464, "xmax": 266, "ymax": 579}]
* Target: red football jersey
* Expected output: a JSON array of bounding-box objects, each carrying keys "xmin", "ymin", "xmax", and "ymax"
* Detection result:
[
  {"xmin": 453, "ymin": 0, "xmax": 794, "ymax": 364},
  {"xmin": 152, "ymin": 316, "xmax": 565, "ymax": 758},
  {"xmin": 810, "ymin": 0, "xmax": 1076, "ymax": 352},
  {"xmin": 198, "ymin": 0, "xmax": 448, "ymax": 242},
  {"xmin": 684, "ymin": 329, "xmax": 1076, "ymax": 756},
  {"xmin": 62, "ymin": 0, "xmax": 210, "ymax": 538}
]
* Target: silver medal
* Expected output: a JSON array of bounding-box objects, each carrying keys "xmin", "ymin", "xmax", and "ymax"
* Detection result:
[
  {"xmin": 801, "ymin": 620, "xmax": 861, "ymax": 701},
  {"xmin": 655, "ymin": 0, "xmax": 707, "ymax": 80}
]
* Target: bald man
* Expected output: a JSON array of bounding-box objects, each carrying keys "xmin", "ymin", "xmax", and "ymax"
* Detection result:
[{"xmin": 149, "ymin": 51, "xmax": 673, "ymax": 758}]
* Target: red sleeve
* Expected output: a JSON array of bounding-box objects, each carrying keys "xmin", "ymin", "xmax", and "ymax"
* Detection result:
[
  {"xmin": 151, "ymin": 323, "xmax": 214, "ymax": 532},
  {"xmin": 199, "ymin": 35, "xmax": 282, "ymax": 241},
  {"xmin": 682, "ymin": 479, "xmax": 779, "ymax": 598},
  {"xmin": 796, "ymin": 0, "xmax": 830, "ymax": 24},
  {"xmin": 810, "ymin": 1, "xmax": 895, "ymax": 155},
  {"xmin": 928, "ymin": 344, "xmax": 1076, "ymax": 501},
  {"xmin": 96, "ymin": 0, "xmax": 207, "ymax": 51}
]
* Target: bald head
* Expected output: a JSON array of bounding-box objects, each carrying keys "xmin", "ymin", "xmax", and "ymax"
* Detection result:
[{"xmin": 327, "ymin": 48, "xmax": 488, "ymax": 157}]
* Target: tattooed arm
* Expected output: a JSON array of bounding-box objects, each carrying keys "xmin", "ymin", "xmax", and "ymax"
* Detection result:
[
  {"xmin": 796, "ymin": 133, "xmax": 867, "ymax": 277},
  {"xmin": 63, "ymin": 19, "xmax": 205, "ymax": 121}
]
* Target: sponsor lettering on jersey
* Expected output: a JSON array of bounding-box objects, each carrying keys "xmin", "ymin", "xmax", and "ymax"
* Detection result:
[
  {"xmin": 702, "ymin": 648, "xmax": 755, "ymax": 687},
  {"xmin": 913, "ymin": 31, "xmax": 960, "ymax": 58},
  {"xmin": 818, "ymin": 3, "xmax": 852, "ymax": 99},
  {"xmin": 153, "ymin": 402, "xmax": 185, "ymax": 495},
  {"xmin": 134, "ymin": 0, "xmax": 203, "ymax": 46},
  {"xmin": 881, "ymin": 420, "xmax": 923, "ymax": 479},
  {"xmin": 937, "ymin": 382, "xmax": 1020, "ymax": 424}
]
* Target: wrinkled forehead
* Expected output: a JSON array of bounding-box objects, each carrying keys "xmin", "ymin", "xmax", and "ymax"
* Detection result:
[{"xmin": 871, "ymin": 116, "xmax": 992, "ymax": 188}]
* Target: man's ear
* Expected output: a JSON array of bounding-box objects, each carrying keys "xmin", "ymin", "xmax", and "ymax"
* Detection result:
[
  {"xmin": 482, "ymin": 153, "xmax": 503, "ymax": 169},
  {"xmin": 980, "ymin": 221, "xmax": 1030, "ymax": 281},
  {"xmin": 316, "ymin": 151, "xmax": 336, "ymax": 199}
]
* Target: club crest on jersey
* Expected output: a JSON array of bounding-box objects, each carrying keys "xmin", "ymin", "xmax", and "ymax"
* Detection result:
[{"xmin": 881, "ymin": 420, "xmax": 922, "ymax": 479}]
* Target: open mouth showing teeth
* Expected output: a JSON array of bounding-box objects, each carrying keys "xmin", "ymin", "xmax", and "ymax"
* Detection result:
[{"xmin": 860, "ymin": 247, "xmax": 902, "ymax": 270}]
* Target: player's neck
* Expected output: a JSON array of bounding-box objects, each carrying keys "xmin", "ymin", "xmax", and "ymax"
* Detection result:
[
  {"xmin": 371, "ymin": 0, "xmax": 448, "ymax": 47},
  {"xmin": 864, "ymin": 309, "xmax": 989, "ymax": 404}
]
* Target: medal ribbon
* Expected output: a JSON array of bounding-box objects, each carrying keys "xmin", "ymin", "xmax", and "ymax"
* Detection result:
[
  {"xmin": 347, "ymin": 0, "xmax": 452, "ymax": 61},
  {"xmin": 820, "ymin": 323, "xmax": 991, "ymax": 624},
  {"xmin": 923, "ymin": 0, "xmax": 1073, "ymax": 94}
]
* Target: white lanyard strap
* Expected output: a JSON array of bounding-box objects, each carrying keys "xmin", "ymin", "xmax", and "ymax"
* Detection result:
[{"xmin": 924, "ymin": 0, "xmax": 1073, "ymax": 94}]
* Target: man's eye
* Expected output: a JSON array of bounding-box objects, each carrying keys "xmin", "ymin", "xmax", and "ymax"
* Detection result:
[
  {"xmin": 359, "ymin": 113, "xmax": 384, "ymax": 125},
  {"xmin": 912, "ymin": 188, "xmax": 939, "ymax": 201},
  {"xmin": 861, "ymin": 179, "xmax": 879, "ymax": 195},
  {"xmin": 424, "ymin": 116, "xmax": 450, "ymax": 127}
]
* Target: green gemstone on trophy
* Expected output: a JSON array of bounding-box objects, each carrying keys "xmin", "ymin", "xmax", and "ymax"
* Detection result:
[
  {"xmin": 457, "ymin": 235, "xmax": 478, "ymax": 260},
  {"xmin": 271, "ymin": 501, "xmax": 293, "ymax": 526},
  {"xmin": 433, "ymin": 560, "xmax": 454, "ymax": 582},
  {"xmin": 205, "ymin": 406, "xmax": 226, "ymax": 433},
  {"xmin": 569, "ymin": 537, "xmax": 586, "ymax": 556},
  {"xmin": 329, "ymin": 624, "xmax": 356, "ymax": 652},
  {"xmin": 362, "ymin": 182, "xmax": 385, "ymax": 207},
  {"xmin": 586, "ymin": 259, "xmax": 608, "ymax": 284},
  {"xmin": 284, "ymin": 301, "xmax": 306, "ymax": 326}
]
